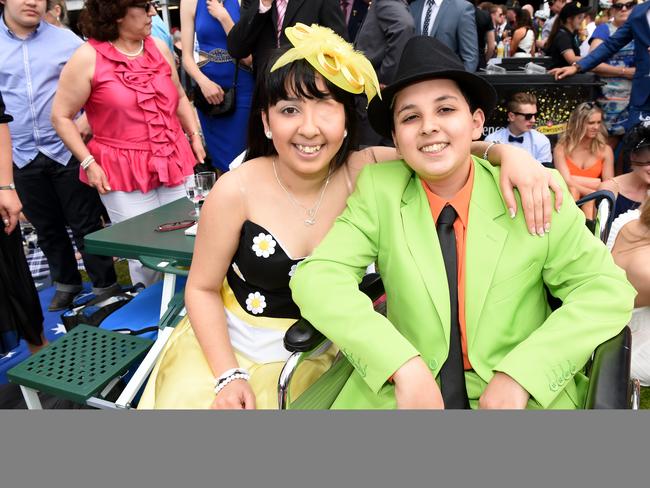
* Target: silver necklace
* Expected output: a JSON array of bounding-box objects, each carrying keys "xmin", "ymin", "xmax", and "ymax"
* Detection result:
[
  {"xmin": 110, "ymin": 40, "xmax": 144, "ymax": 57},
  {"xmin": 272, "ymin": 159, "xmax": 332, "ymax": 226}
]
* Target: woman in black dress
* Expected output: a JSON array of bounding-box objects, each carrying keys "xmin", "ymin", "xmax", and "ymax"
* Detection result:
[{"xmin": 0, "ymin": 91, "xmax": 46, "ymax": 355}]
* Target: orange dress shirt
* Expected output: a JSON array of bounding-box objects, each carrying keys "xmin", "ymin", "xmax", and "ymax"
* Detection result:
[{"xmin": 421, "ymin": 163, "xmax": 475, "ymax": 370}]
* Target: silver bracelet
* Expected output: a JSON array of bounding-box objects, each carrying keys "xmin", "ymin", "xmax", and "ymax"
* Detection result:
[
  {"xmin": 80, "ymin": 155, "xmax": 96, "ymax": 171},
  {"xmin": 482, "ymin": 140, "xmax": 499, "ymax": 161}
]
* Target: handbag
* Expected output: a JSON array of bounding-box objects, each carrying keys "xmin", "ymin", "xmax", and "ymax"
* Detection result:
[{"xmin": 192, "ymin": 61, "xmax": 239, "ymax": 117}]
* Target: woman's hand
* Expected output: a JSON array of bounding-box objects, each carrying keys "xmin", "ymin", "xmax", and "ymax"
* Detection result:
[
  {"xmin": 206, "ymin": 0, "xmax": 230, "ymax": 22},
  {"xmin": 199, "ymin": 78, "xmax": 225, "ymax": 105},
  {"xmin": 393, "ymin": 357, "xmax": 444, "ymax": 409},
  {"xmin": 211, "ymin": 379, "xmax": 257, "ymax": 410},
  {"xmin": 84, "ymin": 161, "xmax": 111, "ymax": 194},
  {"xmin": 0, "ymin": 189, "xmax": 22, "ymax": 235},
  {"xmin": 190, "ymin": 133, "xmax": 206, "ymax": 164},
  {"xmin": 497, "ymin": 145, "xmax": 563, "ymax": 236},
  {"xmin": 550, "ymin": 65, "xmax": 579, "ymax": 80}
]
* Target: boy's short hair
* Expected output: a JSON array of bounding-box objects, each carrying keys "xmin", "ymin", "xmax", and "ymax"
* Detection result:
[{"xmin": 507, "ymin": 92, "xmax": 537, "ymax": 113}]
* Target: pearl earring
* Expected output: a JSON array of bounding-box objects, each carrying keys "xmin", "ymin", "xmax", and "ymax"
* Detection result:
[
  {"xmin": 343, "ymin": 129, "xmax": 348, "ymax": 138},
  {"xmin": 265, "ymin": 131, "xmax": 272, "ymax": 139}
]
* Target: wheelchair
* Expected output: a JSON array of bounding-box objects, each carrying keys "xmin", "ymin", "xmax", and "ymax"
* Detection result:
[{"xmin": 279, "ymin": 190, "xmax": 641, "ymax": 410}]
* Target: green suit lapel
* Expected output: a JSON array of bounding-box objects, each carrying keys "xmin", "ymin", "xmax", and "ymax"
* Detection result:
[
  {"xmin": 400, "ymin": 171, "xmax": 449, "ymax": 348},
  {"xmin": 465, "ymin": 158, "xmax": 508, "ymax": 350}
]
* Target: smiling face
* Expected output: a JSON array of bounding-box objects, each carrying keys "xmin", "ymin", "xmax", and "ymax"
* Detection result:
[
  {"xmin": 116, "ymin": 2, "xmax": 155, "ymax": 40},
  {"xmin": 262, "ymin": 75, "xmax": 346, "ymax": 178},
  {"xmin": 1, "ymin": 0, "xmax": 46, "ymax": 35},
  {"xmin": 391, "ymin": 78, "xmax": 484, "ymax": 195}
]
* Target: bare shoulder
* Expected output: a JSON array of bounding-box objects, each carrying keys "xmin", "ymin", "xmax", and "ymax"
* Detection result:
[{"xmin": 70, "ymin": 42, "xmax": 97, "ymax": 64}]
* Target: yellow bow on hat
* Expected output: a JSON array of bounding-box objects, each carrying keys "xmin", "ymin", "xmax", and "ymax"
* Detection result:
[{"xmin": 270, "ymin": 23, "xmax": 381, "ymax": 105}]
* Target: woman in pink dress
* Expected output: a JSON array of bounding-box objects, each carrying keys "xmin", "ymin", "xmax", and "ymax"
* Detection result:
[{"xmin": 52, "ymin": 1, "xmax": 205, "ymax": 286}]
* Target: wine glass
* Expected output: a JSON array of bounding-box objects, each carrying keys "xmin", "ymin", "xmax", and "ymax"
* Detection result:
[{"xmin": 184, "ymin": 172, "xmax": 215, "ymax": 217}]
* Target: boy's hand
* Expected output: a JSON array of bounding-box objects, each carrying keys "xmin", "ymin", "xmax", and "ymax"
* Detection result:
[
  {"xmin": 393, "ymin": 357, "xmax": 444, "ymax": 409},
  {"xmin": 478, "ymin": 372, "xmax": 529, "ymax": 409}
]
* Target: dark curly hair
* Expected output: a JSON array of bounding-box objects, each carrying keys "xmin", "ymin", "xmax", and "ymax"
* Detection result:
[{"xmin": 78, "ymin": 0, "xmax": 136, "ymax": 42}]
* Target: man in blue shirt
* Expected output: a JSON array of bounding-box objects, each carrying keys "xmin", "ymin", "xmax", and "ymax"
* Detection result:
[
  {"xmin": 0, "ymin": 0, "xmax": 118, "ymax": 311},
  {"xmin": 485, "ymin": 92, "xmax": 553, "ymax": 165}
]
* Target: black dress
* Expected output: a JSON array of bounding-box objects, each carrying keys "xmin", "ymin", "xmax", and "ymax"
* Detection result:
[{"xmin": 0, "ymin": 92, "xmax": 44, "ymax": 354}]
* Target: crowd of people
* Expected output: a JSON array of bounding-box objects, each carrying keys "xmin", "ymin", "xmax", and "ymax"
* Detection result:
[{"xmin": 1, "ymin": 0, "xmax": 649, "ymax": 409}]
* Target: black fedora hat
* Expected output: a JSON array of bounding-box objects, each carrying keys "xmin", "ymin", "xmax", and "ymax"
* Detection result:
[{"xmin": 367, "ymin": 36, "xmax": 497, "ymax": 139}]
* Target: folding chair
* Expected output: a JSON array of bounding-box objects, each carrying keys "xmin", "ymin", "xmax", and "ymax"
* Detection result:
[{"xmin": 7, "ymin": 257, "xmax": 189, "ymax": 409}]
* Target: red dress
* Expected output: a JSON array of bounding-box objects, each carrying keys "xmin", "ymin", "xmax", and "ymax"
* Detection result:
[{"xmin": 82, "ymin": 37, "xmax": 195, "ymax": 193}]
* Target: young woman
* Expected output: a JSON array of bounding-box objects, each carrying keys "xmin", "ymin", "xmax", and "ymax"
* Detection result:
[
  {"xmin": 509, "ymin": 8, "xmax": 535, "ymax": 58},
  {"xmin": 138, "ymin": 24, "xmax": 563, "ymax": 410},
  {"xmin": 554, "ymin": 102, "xmax": 615, "ymax": 201},
  {"xmin": 545, "ymin": 2, "xmax": 591, "ymax": 69},
  {"xmin": 180, "ymin": 0, "xmax": 254, "ymax": 172},
  {"xmin": 599, "ymin": 122, "xmax": 649, "ymax": 221}
]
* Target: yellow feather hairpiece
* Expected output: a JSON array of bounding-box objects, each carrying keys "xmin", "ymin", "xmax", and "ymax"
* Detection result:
[{"xmin": 270, "ymin": 23, "xmax": 381, "ymax": 105}]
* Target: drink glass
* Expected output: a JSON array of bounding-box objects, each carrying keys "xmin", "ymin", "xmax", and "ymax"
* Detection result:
[{"xmin": 184, "ymin": 172, "xmax": 216, "ymax": 217}]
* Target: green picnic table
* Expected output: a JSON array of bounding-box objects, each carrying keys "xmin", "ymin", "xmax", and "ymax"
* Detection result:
[{"xmin": 85, "ymin": 197, "xmax": 196, "ymax": 265}]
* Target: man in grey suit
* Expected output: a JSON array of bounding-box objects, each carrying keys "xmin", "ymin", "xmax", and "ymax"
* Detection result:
[
  {"xmin": 354, "ymin": 0, "xmax": 415, "ymax": 146},
  {"xmin": 410, "ymin": 0, "xmax": 479, "ymax": 71}
]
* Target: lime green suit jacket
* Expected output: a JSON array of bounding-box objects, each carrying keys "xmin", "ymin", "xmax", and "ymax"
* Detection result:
[{"xmin": 291, "ymin": 157, "xmax": 635, "ymax": 409}]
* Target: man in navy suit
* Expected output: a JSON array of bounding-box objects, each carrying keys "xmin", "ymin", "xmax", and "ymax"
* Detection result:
[
  {"xmin": 551, "ymin": 0, "xmax": 650, "ymax": 129},
  {"xmin": 409, "ymin": 0, "xmax": 479, "ymax": 71}
]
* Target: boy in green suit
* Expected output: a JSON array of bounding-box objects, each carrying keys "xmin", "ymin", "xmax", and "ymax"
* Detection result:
[{"xmin": 291, "ymin": 36, "xmax": 635, "ymax": 409}]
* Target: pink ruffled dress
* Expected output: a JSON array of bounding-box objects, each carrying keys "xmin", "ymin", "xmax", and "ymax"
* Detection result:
[{"xmin": 82, "ymin": 37, "xmax": 195, "ymax": 193}]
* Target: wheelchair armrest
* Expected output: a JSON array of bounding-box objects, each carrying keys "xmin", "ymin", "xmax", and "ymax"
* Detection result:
[
  {"xmin": 284, "ymin": 319, "xmax": 326, "ymax": 353},
  {"xmin": 283, "ymin": 273, "xmax": 385, "ymax": 353},
  {"xmin": 583, "ymin": 326, "xmax": 632, "ymax": 409}
]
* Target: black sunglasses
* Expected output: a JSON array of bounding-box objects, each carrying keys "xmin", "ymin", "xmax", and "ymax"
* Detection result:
[
  {"xmin": 133, "ymin": 1, "xmax": 160, "ymax": 10},
  {"xmin": 612, "ymin": 1, "xmax": 636, "ymax": 11},
  {"xmin": 512, "ymin": 112, "xmax": 538, "ymax": 120}
]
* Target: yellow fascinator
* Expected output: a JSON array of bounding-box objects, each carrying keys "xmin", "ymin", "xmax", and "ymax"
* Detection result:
[{"xmin": 270, "ymin": 23, "xmax": 381, "ymax": 105}]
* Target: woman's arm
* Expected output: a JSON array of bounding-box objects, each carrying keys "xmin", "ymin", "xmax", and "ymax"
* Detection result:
[
  {"xmin": 601, "ymin": 145, "xmax": 615, "ymax": 181},
  {"xmin": 509, "ymin": 28, "xmax": 524, "ymax": 57},
  {"xmin": 561, "ymin": 48, "xmax": 580, "ymax": 65},
  {"xmin": 180, "ymin": 0, "xmax": 225, "ymax": 105},
  {"xmin": 154, "ymin": 38, "xmax": 206, "ymax": 164},
  {"xmin": 51, "ymin": 43, "xmax": 113, "ymax": 194},
  {"xmin": 185, "ymin": 168, "xmax": 255, "ymax": 409},
  {"xmin": 206, "ymin": 0, "xmax": 235, "ymax": 33},
  {"xmin": 589, "ymin": 38, "xmax": 635, "ymax": 79},
  {"xmin": 0, "ymin": 123, "xmax": 21, "ymax": 234}
]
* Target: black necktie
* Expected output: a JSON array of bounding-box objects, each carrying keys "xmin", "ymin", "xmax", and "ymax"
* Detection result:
[
  {"xmin": 422, "ymin": 0, "xmax": 434, "ymax": 36},
  {"xmin": 436, "ymin": 205, "xmax": 470, "ymax": 409},
  {"xmin": 508, "ymin": 135, "xmax": 524, "ymax": 144}
]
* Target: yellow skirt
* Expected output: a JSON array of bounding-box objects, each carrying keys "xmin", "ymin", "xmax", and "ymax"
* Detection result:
[{"xmin": 138, "ymin": 316, "xmax": 336, "ymax": 409}]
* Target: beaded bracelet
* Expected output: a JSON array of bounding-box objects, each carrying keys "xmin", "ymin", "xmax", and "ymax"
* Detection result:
[
  {"xmin": 482, "ymin": 140, "xmax": 499, "ymax": 161},
  {"xmin": 80, "ymin": 155, "xmax": 96, "ymax": 171},
  {"xmin": 214, "ymin": 371, "xmax": 250, "ymax": 395}
]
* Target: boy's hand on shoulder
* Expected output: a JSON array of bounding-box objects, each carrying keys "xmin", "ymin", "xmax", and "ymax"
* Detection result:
[
  {"xmin": 393, "ymin": 357, "xmax": 444, "ymax": 410},
  {"xmin": 479, "ymin": 372, "xmax": 529, "ymax": 410}
]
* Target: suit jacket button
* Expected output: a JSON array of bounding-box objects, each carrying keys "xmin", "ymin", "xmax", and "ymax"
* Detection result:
[
  {"xmin": 428, "ymin": 359, "xmax": 439, "ymax": 370},
  {"xmin": 550, "ymin": 382, "xmax": 558, "ymax": 391}
]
